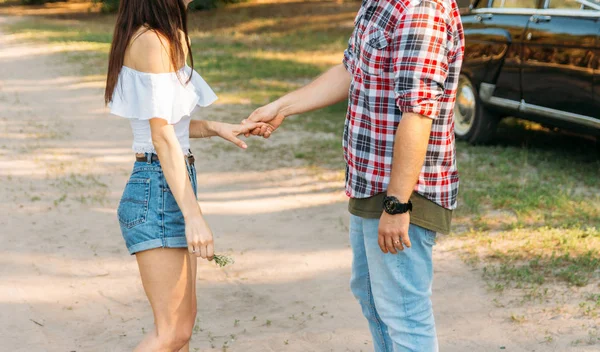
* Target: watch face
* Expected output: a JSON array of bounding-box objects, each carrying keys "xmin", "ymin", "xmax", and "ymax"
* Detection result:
[{"xmin": 384, "ymin": 198, "xmax": 397, "ymax": 213}]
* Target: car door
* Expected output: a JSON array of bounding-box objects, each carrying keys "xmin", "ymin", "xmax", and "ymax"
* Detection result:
[
  {"xmin": 520, "ymin": 0, "xmax": 598, "ymax": 118},
  {"xmin": 468, "ymin": 0, "xmax": 538, "ymax": 101}
]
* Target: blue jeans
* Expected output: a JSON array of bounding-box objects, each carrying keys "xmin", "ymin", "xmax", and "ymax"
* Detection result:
[{"xmin": 349, "ymin": 215, "xmax": 438, "ymax": 352}]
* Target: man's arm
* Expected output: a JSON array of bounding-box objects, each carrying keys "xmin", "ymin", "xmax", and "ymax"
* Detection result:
[
  {"xmin": 387, "ymin": 114, "xmax": 433, "ymax": 204},
  {"xmin": 244, "ymin": 64, "xmax": 352, "ymax": 137},
  {"xmin": 378, "ymin": 1, "xmax": 450, "ymax": 254},
  {"xmin": 379, "ymin": 113, "xmax": 432, "ymax": 254}
]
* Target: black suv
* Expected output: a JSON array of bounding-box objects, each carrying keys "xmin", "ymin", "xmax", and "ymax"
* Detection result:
[{"xmin": 457, "ymin": 0, "xmax": 600, "ymax": 143}]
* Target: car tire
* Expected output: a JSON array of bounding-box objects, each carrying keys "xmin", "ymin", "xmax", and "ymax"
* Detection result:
[{"xmin": 454, "ymin": 75, "xmax": 499, "ymax": 144}]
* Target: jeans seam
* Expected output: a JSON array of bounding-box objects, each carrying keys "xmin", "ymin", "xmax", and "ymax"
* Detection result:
[
  {"xmin": 403, "ymin": 227, "xmax": 427, "ymax": 350},
  {"xmin": 397, "ymin": 243, "xmax": 418, "ymax": 333},
  {"xmin": 366, "ymin": 271, "xmax": 388, "ymax": 351}
]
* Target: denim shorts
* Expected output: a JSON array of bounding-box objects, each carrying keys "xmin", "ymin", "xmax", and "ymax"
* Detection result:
[{"xmin": 117, "ymin": 154, "xmax": 197, "ymax": 255}]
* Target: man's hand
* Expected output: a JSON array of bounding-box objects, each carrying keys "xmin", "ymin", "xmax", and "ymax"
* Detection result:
[
  {"xmin": 378, "ymin": 212, "xmax": 411, "ymax": 254},
  {"xmin": 242, "ymin": 102, "xmax": 286, "ymax": 139}
]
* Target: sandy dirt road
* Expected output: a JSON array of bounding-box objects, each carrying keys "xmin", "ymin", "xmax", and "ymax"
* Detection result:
[{"xmin": 0, "ymin": 17, "xmax": 589, "ymax": 352}]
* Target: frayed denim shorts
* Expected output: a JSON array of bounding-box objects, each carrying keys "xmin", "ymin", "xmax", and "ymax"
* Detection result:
[{"xmin": 117, "ymin": 154, "xmax": 197, "ymax": 255}]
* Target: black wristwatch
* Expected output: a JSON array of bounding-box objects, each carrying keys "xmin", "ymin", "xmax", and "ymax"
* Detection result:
[{"xmin": 383, "ymin": 196, "xmax": 412, "ymax": 215}]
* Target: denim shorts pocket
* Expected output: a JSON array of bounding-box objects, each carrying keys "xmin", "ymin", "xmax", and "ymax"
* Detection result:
[
  {"xmin": 190, "ymin": 164, "xmax": 198, "ymax": 198},
  {"xmin": 117, "ymin": 178, "xmax": 151, "ymax": 229}
]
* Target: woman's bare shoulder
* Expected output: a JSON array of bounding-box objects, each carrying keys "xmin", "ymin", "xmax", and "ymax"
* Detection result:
[{"xmin": 126, "ymin": 29, "xmax": 173, "ymax": 73}]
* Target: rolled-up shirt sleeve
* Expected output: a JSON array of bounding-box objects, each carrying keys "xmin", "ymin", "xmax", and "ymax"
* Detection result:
[
  {"xmin": 394, "ymin": 1, "xmax": 450, "ymax": 119},
  {"xmin": 343, "ymin": 35, "xmax": 355, "ymax": 74}
]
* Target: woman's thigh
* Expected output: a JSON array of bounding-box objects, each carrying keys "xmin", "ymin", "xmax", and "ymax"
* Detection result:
[{"xmin": 136, "ymin": 248, "xmax": 198, "ymax": 329}]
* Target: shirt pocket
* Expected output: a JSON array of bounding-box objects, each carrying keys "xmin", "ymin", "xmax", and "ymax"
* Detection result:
[
  {"xmin": 359, "ymin": 26, "xmax": 390, "ymax": 77},
  {"xmin": 117, "ymin": 178, "xmax": 151, "ymax": 229}
]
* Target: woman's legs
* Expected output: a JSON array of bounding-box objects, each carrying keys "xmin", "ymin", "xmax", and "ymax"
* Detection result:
[
  {"xmin": 133, "ymin": 248, "xmax": 198, "ymax": 352},
  {"xmin": 178, "ymin": 254, "xmax": 197, "ymax": 352}
]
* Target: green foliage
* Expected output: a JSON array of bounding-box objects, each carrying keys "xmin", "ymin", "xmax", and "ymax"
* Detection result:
[
  {"xmin": 93, "ymin": 0, "xmax": 119, "ymax": 13},
  {"xmin": 213, "ymin": 254, "xmax": 235, "ymax": 268},
  {"xmin": 20, "ymin": 0, "xmax": 64, "ymax": 4},
  {"xmin": 190, "ymin": 0, "xmax": 244, "ymax": 10},
  {"xmin": 88, "ymin": 0, "xmax": 244, "ymax": 13}
]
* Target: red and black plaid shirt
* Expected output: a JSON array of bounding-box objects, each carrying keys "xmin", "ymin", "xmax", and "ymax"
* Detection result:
[{"xmin": 343, "ymin": 0, "xmax": 464, "ymax": 210}]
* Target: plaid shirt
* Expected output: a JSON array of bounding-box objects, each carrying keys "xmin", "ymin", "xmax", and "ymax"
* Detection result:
[{"xmin": 342, "ymin": 0, "xmax": 464, "ymax": 210}]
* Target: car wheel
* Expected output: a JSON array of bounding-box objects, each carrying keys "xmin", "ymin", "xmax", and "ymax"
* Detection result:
[{"xmin": 454, "ymin": 75, "xmax": 499, "ymax": 144}]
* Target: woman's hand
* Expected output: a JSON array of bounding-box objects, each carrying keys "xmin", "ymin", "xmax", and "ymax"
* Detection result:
[
  {"xmin": 185, "ymin": 215, "xmax": 214, "ymax": 260},
  {"xmin": 212, "ymin": 121, "xmax": 265, "ymax": 149}
]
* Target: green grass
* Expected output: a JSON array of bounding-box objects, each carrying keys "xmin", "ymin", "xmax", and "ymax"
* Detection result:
[
  {"xmin": 461, "ymin": 226, "xmax": 600, "ymax": 289},
  {"xmin": 456, "ymin": 136, "xmax": 600, "ymax": 230},
  {"xmin": 2, "ymin": 0, "xmax": 599, "ymax": 293}
]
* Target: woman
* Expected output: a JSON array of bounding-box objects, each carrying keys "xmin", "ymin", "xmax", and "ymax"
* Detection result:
[{"xmin": 105, "ymin": 0, "xmax": 260, "ymax": 350}]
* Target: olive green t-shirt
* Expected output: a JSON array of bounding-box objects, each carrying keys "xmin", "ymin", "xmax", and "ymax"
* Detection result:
[{"xmin": 348, "ymin": 192, "xmax": 452, "ymax": 234}]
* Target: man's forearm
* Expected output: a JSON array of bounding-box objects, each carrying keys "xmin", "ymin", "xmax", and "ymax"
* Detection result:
[
  {"xmin": 274, "ymin": 64, "xmax": 351, "ymax": 117},
  {"xmin": 387, "ymin": 113, "xmax": 433, "ymax": 203}
]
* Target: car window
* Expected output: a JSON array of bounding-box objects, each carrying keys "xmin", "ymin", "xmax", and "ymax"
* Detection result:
[
  {"xmin": 584, "ymin": 0, "xmax": 600, "ymax": 10},
  {"xmin": 492, "ymin": 0, "xmax": 538, "ymax": 8},
  {"xmin": 548, "ymin": 0, "xmax": 600, "ymax": 9},
  {"xmin": 475, "ymin": 0, "xmax": 491, "ymax": 8},
  {"xmin": 548, "ymin": 0, "xmax": 583, "ymax": 8}
]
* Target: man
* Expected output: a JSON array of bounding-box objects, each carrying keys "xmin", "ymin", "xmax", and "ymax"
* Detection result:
[{"xmin": 244, "ymin": 0, "xmax": 464, "ymax": 350}]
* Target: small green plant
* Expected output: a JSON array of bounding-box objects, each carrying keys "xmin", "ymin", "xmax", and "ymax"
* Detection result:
[
  {"xmin": 510, "ymin": 314, "xmax": 526, "ymax": 324},
  {"xmin": 213, "ymin": 254, "xmax": 235, "ymax": 267}
]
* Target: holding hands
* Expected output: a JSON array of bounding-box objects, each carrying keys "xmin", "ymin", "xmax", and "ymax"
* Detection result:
[
  {"xmin": 212, "ymin": 120, "xmax": 265, "ymax": 148},
  {"xmin": 192, "ymin": 119, "xmax": 274, "ymax": 148},
  {"xmin": 242, "ymin": 102, "xmax": 285, "ymax": 139},
  {"xmin": 194, "ymin": 102, "xmax": 284, "ymax": 148}
]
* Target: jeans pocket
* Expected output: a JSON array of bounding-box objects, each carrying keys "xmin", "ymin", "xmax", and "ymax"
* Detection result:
[
  {"xmin": 423, "ymin": 229, "xmax": 437, "ymax": 247},
  {"xmin": 117, "ymin": 178, "xmax": 151, "ymax": 229}
]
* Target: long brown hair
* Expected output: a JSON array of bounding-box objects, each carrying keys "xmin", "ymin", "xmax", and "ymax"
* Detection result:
[{"xmin": 104, "ymin": 0, "xmax": 193, "ymax": 105}]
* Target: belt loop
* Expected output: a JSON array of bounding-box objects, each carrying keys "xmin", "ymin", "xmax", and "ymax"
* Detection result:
[
  {"xmin": 188, "ymin": 149, "xmax": 194, "ymax": 167},
  {"xmin": 146, "ymin": 152, "xmax": 152, "ymax": 164}
]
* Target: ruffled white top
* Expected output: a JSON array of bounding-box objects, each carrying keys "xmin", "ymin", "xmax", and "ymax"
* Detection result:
[{"xmin": 109, "ymin": 65, "xmax": 218, "ymax": 154}]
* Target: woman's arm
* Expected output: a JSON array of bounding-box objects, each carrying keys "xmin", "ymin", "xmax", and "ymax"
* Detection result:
[
  {"xmin": 150, "ymin": 119, "xmax": 214, "ymax": 259},
  {"xmin": 189, "ymin": 120, "xmax": 218, "ymax": 138}
]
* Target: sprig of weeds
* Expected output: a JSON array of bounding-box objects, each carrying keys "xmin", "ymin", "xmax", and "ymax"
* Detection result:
[{"xmin": 213, "ymin": 254, "xmax": 235, "ymax": 268}]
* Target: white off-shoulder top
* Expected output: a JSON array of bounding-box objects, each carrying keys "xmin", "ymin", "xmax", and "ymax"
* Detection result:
[{"xmin": 109, "ymin": 65, "xmax": 218, "ymax": 154}]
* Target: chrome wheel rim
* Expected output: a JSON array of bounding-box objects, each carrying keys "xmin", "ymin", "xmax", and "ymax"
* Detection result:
[{"xmin": 454, "ymin": 78, "xmax": 476, "ymax": 137}]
